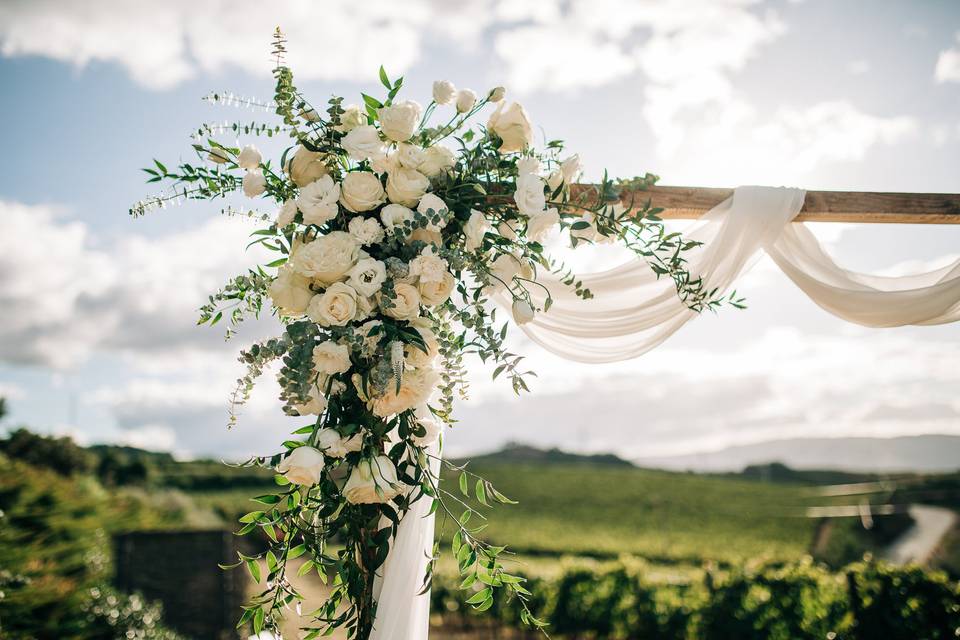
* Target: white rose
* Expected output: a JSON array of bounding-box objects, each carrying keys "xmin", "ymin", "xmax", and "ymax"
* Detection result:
[
  {"xmin": 416, "ymin": 193, "xmax": 449, "ymax": 231},
  {"xmin": 527, "ymin": 207, "xmax": 560, "ymax": 242},
  {"xmin": 489, "ymin": 86, "xmax": 506, "ymax": 102},
  {"xmin": 358, "ymin": 319, "xmax": 383, "ymax": 356},
  {"xmin": 312, "ymin": 341, "xmax": 351, "ymax": 375},
  {"xmin": 489, "ymin": 253, "xmax": 523, "ymax": 290},
  {"xmin": 405, "ymin": 327, "xmax": 439, "ymax": 368},
  {"xmin": 347, "ymin": 216, "xmax": 385, "ymax": 246},
  {"xmin": 277, "ymin": 199, "xmax": 298, "ymax": 227},
  {"xmin": 334, "ymin": 105, "xmax": 367, "ymax": 133},
  {"xmin": 517, "ymin": 156, "xmax": 540, "ymax": 176},
  {"xmin": 514, "ymin": 172, "xmax": 546, "ymax": 215},
  {"xmin": 342, "ymin": 125, "xmax": 386, "ymax": 162},
  {"xmin": 455, "ymin": 88, "xmax": 477, "ymax": 113},
  {"xmin": 432, "ymin": 80, "xmax": 456, "ymax": 105},
  {"xmin": 370, "ymin": 366, "xmax": 439, "ymax": 417},
  {"xmin": 560, "ymin": 154, "xmax": 582, "ymax": 183},
  {"xmin": 307, "ymin": 282, "xmax": 360, "ymax": 327},
  {"xmin": 242, "ymin": 170, "xmax": 266, "ymax": 198},
  {"xmin": 412, "ymin": 403, "xmax": 441, "ymax": 446},
  {"xmin": 268, "ymin": 264, "xmax": 314, "ymax": 317},
  {"xmin": 339, "ymin": 171, "xmax": 386, "ymax": 213},
  {"xmin": 290, "ymin": 383, "xmax": 327, "ymax": 416},
  {"xmin": 464, "ymin": 209, "xmax": 489, "ymax": 252},
  {"xmin": 343, "ymin": 455, "xmax": 402, "ymax": 504},
  {"xmin": 418, "ymin": 146, "xmax": 456, "ymax": 178},
  {"xmin": 512, "ymin": 299, "xmax": 535, "ymax": 324},
  {"xmin": 382, "ymin": 282, "xmax": 421, "ymax": 321},
  {"xmin": 237, "ymin": 144, "xmax": 262, "ymax": 170},
  {"xmin": 347, "ymin": 257, "xmax": 387, "ymax": 297},
  {"xmin": 291, "ymin": 231, "xmax": 360, "ymax": 285},
  {"xmin": 285, "ymin": 146, "xmax": 329, "ymax": 187},
  {"xmin": 570, "ymin": 211, "xmax": 615, "ymax": 246},
  {"xmin": 396, "ymin": 143, "xmax": 425, "ymax": 169},
  {"xmin": 315, "ymin": 428, "xmax": 363, "ymax": 458},
  {"xmin": 277, "ymin": 446, "xmax": 325, "ymax": 485},
  {"xmin": 408, "ymin": 246, "xmax": 448, "ymax": 283},
  {"xmin": 419, "ymin": 271, "xmax": 455, "ymax": 307},
  {"xmin": 547, "ymin": 169, "xmax": 564, "ymax": 192},
  {"xmin": 386, "ymin": 168, "xmax": 429, "ymax": 207},
  {"xmin": 370, "ymin": 152, "xmax": 399, "ymax": 175},
  {"xmin": 487, "ymin": 101, "xmax": 533, "ymax": 154},
  {"xmin": 380, "ymin": 204, "xmax": 415, "ymax": 233},
  {"xmin": 377, "ymin": 100, "xmax": 422, "ymax": 142},
  {"xmin": 498, "ymin": 220, "xmax": 519, "ymax": 241},
  {"xmin": 296, "ymin": 175, "xmax": 341, "ymax": 226}
]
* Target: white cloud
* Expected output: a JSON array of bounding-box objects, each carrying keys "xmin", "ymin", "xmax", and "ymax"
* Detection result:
[
  {"xmin": 0, "ymin": 200, "xmax": 270, "ymax": 368},
  {"xmin": 934, "ymin": 33, "xmax": 960, "ymax": 83}
]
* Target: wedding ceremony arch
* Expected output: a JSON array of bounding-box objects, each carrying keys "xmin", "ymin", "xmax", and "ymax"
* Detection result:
[{"xmin": 132, "ymin": 33, "xmax": 960, "ymax": 640}]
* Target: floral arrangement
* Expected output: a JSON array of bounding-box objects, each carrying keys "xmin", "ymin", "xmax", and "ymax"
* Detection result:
[{"xmin": 132, "ymin": 31, "xmax": 728, "ymax": 640}]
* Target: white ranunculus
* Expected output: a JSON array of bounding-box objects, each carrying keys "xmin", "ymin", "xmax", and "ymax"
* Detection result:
[
  {"xmin": 489, "ymin": 253, "xmax": 523, "ymax": 290},
  {"xmin": 405, "ymin": 327, "xmax": 439, "ymax": 368},
  {"xmin": 347, "ymin": 216, "xmax": 385, "ymax": 246},
  {"xmin": 396, "ymin": 143, "xmax": 425, "ymax": 169},
  {"xmin": 285, "ymin": 146, "xmax": 329, "ymax": 187},
  {"xmin": 512, "ymin": 299, "xmax": 535, "ymax": 324},
  {"xmin": 291, "ymin": 231, "xmax": 360, "ymax": 285},
  {"xmin": 455, "ymin": 88, "xmax": 477, "ymax": 113},
  {"xmin": 237, "ymin": 144, "xmax": 262, "ymax": 170},
  {"xmin": 347, "ymin": 257, "xmax": 387, "ymax": 297},
  {"xmin": 513, "ymin": 172, "xmax": 546, "ymax": 215},
  {"xmin": 419, "ymin": 270, "xmax": 455, "ymax": 307},
  {"xmin": 242, "ymin": 170, "xmax": 266, "ymax": 198},
  {"xmin": 489, "ymin": 86, "xmax": 506, "ymax": 102},
  {"xmin": 343, "ymin": 455, "xmax": 402, "ymax": 504},
  {"xmin": 277, "ymin": 199, "xmax": 298, "ymax": 227},
  {"xmin": 408, "ymin": 246, "xmax": 448, "ymax": 283},
  {"xmin": 382, "ymin": 282, "xmax": 421, "ymax": 321},
  {"xmin": 418, "ymin": 146, "xmax": 456, "ymax": 178},
  {"xmin": 370, "ymin": 366, "xmax": 439, "ymax": 417},
  {"xmin": 464, "ymin": 209, "xmax": 490, "ymax": 252},
  {"xmin": 307, "ymin": 282, "xmax": 360, "ymax": 327},
  {"xmin": 380, "ymin": 204, "xmax": 415, "ymax": 233},
  {"xmin": 412, "ymin": 403, "xmax": 441, "ymax": 446},
  {"xmin": 516, "ymin": 156, "xmax": 540, "ymax": 176},
  {"xmin": 267, "ymin": 264, "xmax": 314, "ymax": 317},
  {"xmin": 527, "ymin": 207, "xmax": 560, "ymax": 242},
  {"xmin": 296, "ymin": 175, "xmax": 341, "ymax": 226},
  {"xmin": 377, "ymin": 100, "xmax": 422, "ymax": 142},
  {"xmin": 315, "ymin": 428, "xmax": 363, "ymax": 458},
  {"xmin": 386, "ymin": 168, "xmax": 429, "ymax": 207},
  {"xmin": 432, "ymin": 80, "xmax": 456, "ymax": 104},
  {"xmin": 208, "ymin": 147, "xmax": 230, "ymax": 164},
  {"xmin": 277, "ymin": 446, "xmax": 325, "ymax": 485},
  {"xmin": 291, "ymin": 383, "xmax": 327, "ymax": 416},
  {"xmin": 339, "ymin": 171, "xmax": 386, "ymax": 212},
  {"xmin": 487, "ymin": 101, "xmax": 533, "ymax": 154},
  {"xmin": 312, "ymin": 341, "xmax": 351, "ymax": 375},
  {"xmin": 342, "ymin": 125, "xmax": 386, "ymax": 162},
  {"xmin": 334, "ymin": 105, "xmax": 367, "ymax": 133}
]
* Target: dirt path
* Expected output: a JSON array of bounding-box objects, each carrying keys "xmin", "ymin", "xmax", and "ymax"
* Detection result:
[{"xmin": 883, "ymin": 504, "xmax": 958, "ymax": 565}]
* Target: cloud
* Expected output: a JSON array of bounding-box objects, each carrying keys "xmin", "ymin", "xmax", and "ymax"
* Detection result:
[
  {"xmin": 934, "ymin": 32, "xmax": 960, "ymax": 83},
  {"xmin": 0, "ymin": 200, "xmax": 271, "ymax": 369}
]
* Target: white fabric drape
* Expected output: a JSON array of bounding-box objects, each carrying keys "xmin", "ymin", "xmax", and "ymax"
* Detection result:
[{"xmin": 370, "ymin": 185, "xmax": 960, "ymax": 638}]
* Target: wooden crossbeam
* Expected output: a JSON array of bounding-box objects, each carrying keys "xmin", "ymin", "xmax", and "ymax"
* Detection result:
[{"xmin": 615, "ymin": 185, "xmax": 960, "ymax": 224}]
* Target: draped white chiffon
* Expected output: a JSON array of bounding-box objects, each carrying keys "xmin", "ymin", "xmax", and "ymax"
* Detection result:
[{"xmin": 370, "ymin": 185, "xmax": 960, "ymax": 637}]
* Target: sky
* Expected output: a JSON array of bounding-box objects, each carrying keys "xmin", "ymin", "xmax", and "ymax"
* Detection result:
[{"xmin": 0, "ymin": 0, "xmax": 958, "ymax": 462}]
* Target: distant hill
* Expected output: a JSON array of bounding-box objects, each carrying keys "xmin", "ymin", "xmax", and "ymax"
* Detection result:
[
  {"xmin": 464, "ymin": 441, "xmax": 633, "ymax": 467},
  {"xmin": 637, "ymin": 435, "xmax": 960, "ymax": 473}
]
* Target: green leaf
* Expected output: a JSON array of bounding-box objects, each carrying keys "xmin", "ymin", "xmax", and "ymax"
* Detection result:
[
  {"xmin": 246, "ymin": 559, "xmax": 261, "ymax": 583},
  {"xmin": 288, "ymin": 544, "xmax": 307, "ymax": 560},
  {"xmin": 459, "ymin": 471, "xmax": 469, "ymax": 497},
  {"xmin": 465, "ymin": 587, "xmax": 492, "ymax": 605},
  {"xmin": 379, "ymin": 66, "xmax": 391, "ymax": 90},
  {"xmin": 475, "ymin": 479, "xmax": 489, "ymax": 507}
]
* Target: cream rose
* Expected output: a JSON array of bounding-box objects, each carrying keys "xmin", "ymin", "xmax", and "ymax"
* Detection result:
[
  {"xmin": 277, "ymin": 199, "xmax": 298, "ymax": 227},
  {"xmin": 386, "ymin": 168, "xmax": 429, "ymax": 207},
  {"xmin": 343, "ymin": 455, "xmax": 402, "ymax": 504},
  {"xmin": 291, "ymin": 231, "xmax": 359, "ymax": 285},
  {"xmin": 396, "ymin": 143, "xmax": 425, "ymax": 169},
  {"xmin": 419, "ymin": 271, "xmax": 455, "ymax": 307},
  {"xmin": 370, "ymin": 366, "xmax": 439, "ymax": 417},
  {"xmin": 517, "ymin": 156, "xmax": 540, "ymax": 176},
  {"xmin": 315, "ymin": 428, "xmax": 363, "ymax": 458},
  {"xmin": 405, "ymin": 327, "xmax": 440, "ymax": 368},
  {"xmin": 237, "ymin": 144, "xmax": 262, "ymax": 170},
  {"xmin": 285, "ymin": 146, "xmax": 329, "ymax": 187},
  {"xmin": 382, "ymin": 282, "xmax": 421, "ymax": 321},
  {"xmin": 307, "ymin": 282, "xmax": 360, "ymax": 327},
  {"xmin": 296, "ymin": 175, "xmax": 341, "ymax": 226},
  {"xmin": 487, "ymin": 101, "xmax": 533, "ymax": 153},
  {"xmin": 342, "ymin": 125, "xmax": 386, "ymax": 162},
  {"xmin": 377, "ymin": 100, "xmax": 421, "ymax": 142},
  {"xmin": 489, "ymin": 86, "xmax": 506, "ymax": 102},
  {"xmin": 432, "ymin": 80, "xmax": 456, "ymax": 105},
  {"xmin": 464, "ymin": 209, "xmax": 489, "ymax": 252},
  {"xmin": 514, "ymin": 172, "xmax": 546, "ymax": 215},
  {"xmin": 408, "ymin": 246, "xmax": 448, "ymax": 284},
  {"xmin": 277, "ymin": 446, "xmax": 325, "ymax": 485},
  {"xmin": 347, "ymin": 216, "xmax": 385, "ymax": 246},
  {"xmin": 268, "ymin": 264, "xmax": 314, "ymax": 317},
  {"xmin": 455, "ymin": 88, "xmax": 477, "ymax": 113},
  {"xmin": 418, "ymin": 146, "xmax": 456, "ymax": 178},
  {"xmin": 347, "ymin": 257, "xmax": 387, "ymax": 297},
  {"xmin": 334, "ymin": 104, "xmax": 367, "ymax": 133},
  {"xmin": 527, "ymin": 207, "xmax": 560, "ymax": 242},
  {"xmin": 290, "ymin": 383, "xmax": 327, "ymax": 416},
  {"xmin": 312, "ymin": 341, "xmax": 351, "ymax": 375},
  {"xmin": 489, "ymin": 253, "xmax": 523, "ymax": 290},
  {"xmin": 242, "ymin": 170, "xmax": 266, "ymax": 198},
  {"xmin": 380, "ymin": 204, "xmax": 414, "ymax": 233},
  {"xmin": 512, "ymin": 299, "xmax": 535, "ymax": 324},
  {"xmin": 339, "ymin": 171, "xmax": 386, "ymax": 213}
]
